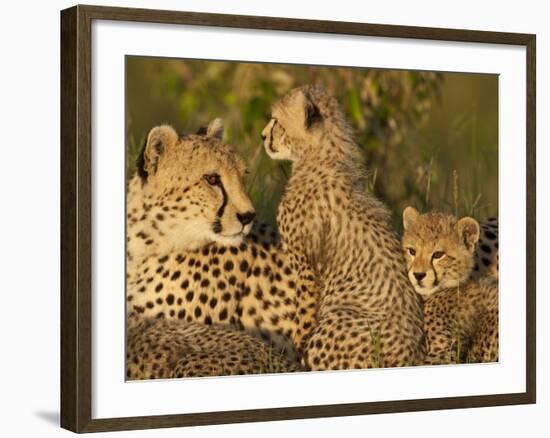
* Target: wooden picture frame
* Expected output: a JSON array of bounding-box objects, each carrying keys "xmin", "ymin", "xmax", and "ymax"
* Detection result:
[{"xmin": 60, "ymin": 4, "xmax": 536, "ymax": 433}]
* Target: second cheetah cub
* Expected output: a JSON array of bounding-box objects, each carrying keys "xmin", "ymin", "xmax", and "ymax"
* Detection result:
[{"xmin": 401, "ymin": 207, "xmax": 499, "ymax": 364}]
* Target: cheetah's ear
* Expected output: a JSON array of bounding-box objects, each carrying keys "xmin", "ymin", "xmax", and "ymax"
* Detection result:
[
  {"xmin": 195, "ymin": 118, "xmax": 224, "ymax": 139},
  {"xmin": 138, "ymin": 125, "xmax": 178, "ymax": 182},
  {"xmin": 302, "ymin": 91, "xmax": 322, "ymax": 129},
  {"xmin": 206, "ymin": 118, "xmax": 224, "ymax": 139},
  {"xmin": 457, "ymin": 217, "xmax": 480, "ymax": 251},
  {"xmin": 402, "ymin": 206, "xmax": 420, "ymax": 230}
]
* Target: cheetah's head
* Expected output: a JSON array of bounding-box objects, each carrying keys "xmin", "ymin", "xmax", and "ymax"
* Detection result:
[
  {"xmin": 129, "ymin": 119, "xmax": 256, "ymax": 254},
  {"xmin": 261, "ymin": 85, "xmax": 348, "ymax": 162},
  {"xmin": 401, "ymin": 206, "xmax": 480, "ymax": 297}
]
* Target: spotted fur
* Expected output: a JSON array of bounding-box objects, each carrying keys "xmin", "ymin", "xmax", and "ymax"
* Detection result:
[
  {"xmin": 127, "ymin": 119, "xmax": 256, "ymax": 265},
  {"xmin": 262, "ymin": 85, "xmax": 425, "ymax": 370},
  {"xmin": 401, "ymin": 208, "xmax": 499, "ymax": 364},
  {"xmin": 422, "ymin": 278, "xmax": 498, "ymax": 364},
  {"xmin": 473, "ymin": 217, "xmax": 499, "ymax": 279},
  {"xmin": 127, "ymin": 120, "xmax": 301, "ymax": 377},
  {"xmin": 127, "ymin": 223, "xmax": 300, "ymax": 358},
  {"xmin": 127, "ymin": 319, "xmax": 299, "ymax": 379},
  {"xmin": 401, "ymin": 207, "xmax": 499, "ymax": 297}
]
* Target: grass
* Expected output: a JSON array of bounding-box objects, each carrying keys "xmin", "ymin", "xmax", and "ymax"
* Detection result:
[
  {"xmin": 125, "ymin": 58, "xmax": 498, "ymax": 371},
  {"xmin": 126, "ymin": 58, "xmax": 498, "ymax": 228},
  {"xmin": 255, "ymin": 344, "xmax": 289, "ymax": 374},
  {"xmin": 365, "ymin": 321, "xmax": 383, "ymax": 368}
]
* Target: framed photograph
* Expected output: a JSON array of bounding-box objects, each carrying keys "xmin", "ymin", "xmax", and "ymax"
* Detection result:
[{"xmin": 60, "ymin": 4, "xmax": 536, "ymax": 433}]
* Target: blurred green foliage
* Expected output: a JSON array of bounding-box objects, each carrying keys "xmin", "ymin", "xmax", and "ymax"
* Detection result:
[{"xmin": 126, "ymin": 57, "xmax": 498, "ymax": 229}]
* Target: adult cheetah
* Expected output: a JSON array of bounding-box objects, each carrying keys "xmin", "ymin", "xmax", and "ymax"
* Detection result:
[
  {"xmin": 126, "ymin": 120, "xmax": 301, "ymax": 376},
  {"xmin": 262, "ymin": 85, "xmax": 425, "ymax": 370},
  {"xmin": 401, "ymin": 207, "xmax": 498, "ymax": 364}
]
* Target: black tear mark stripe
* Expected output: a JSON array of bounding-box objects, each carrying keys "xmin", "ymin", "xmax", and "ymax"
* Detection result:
[
  {"xmin": 433, "ymin": 268, "xmax": 439, "ymax": 286},
  {"xmin": 267, "ymin": 119, "xmax": 278, "ymax": 153},
  {"xmin": 216, "ymin": 181, "xmax": 228, "ymax": 219},
  {"xmin": 430, "ymin": 259, "xmax": 440, "ymax": 286}
]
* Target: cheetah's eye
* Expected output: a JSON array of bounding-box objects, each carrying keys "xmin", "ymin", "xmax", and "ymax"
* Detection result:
[
  {"xmin": 432, "ymin": 251, "xmax": 445, "ymax": 259},
  {"xmin": 408, "ymin": 248, "xmax": 416, "ymax": 256},
  {"xmin": 204, "ymin": 174, "xmax": 220, "ymax": 186}
]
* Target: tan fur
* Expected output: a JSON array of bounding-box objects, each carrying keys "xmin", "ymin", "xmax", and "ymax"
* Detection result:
[
  {"xmin": 401, "ymin": 208, "xmax": 499, "ymax": 364},
  {"xmin": 127, "ymin": 120, "xmax": 255, "ymax": 269},
  {"xmin": 262, "ymin": 85, "xmax": 425, "ymax": 370},
  {"xmin": 127, "ymin": 121, "xmax": 302, "ymax": 376},
  {"xmin": 474, "ymin": 217, "xmax": 499, "ymax": 280},
  {"xmin": 401, "ymin": 207, "xmax": 498, "ymax": 297},
  {"xmin": 127, "ymin": 222, "xmax": 300, "ymax": 359},
  {"xmin": 402, "ymin": 207, "xmax": 480, "ymax": 297},
  {"xmin": 423, "ymin": 278, "xmax": 499, "ymax": 364},
  {"xmin": 127, "ymin": 319, "xmax": 299, "ymax": 379}
]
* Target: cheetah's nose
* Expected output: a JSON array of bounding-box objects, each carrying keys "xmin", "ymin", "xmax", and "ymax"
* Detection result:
[
  {"xmin": 413, "ymin": 272, "xmax": 426, "ymax": 281},
  {"xmin": 237, "ymin": 211, "xmax": 256, "ymax": 226}
]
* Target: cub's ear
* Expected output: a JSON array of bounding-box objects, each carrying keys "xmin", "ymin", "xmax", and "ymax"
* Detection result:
[
  {"xmin": 302, "ymin": 91, "xmax": 322, "ymax": 129},
  {"xmin": 402, "ymin": 206, "xmax": 420, "ymax": 231},
  {"xmin": 457, "ymin": 217, "xmax": 480, "ymax": 251},
  {"xmin": 137, "ymin": 125, "xmax": 178, "ymax": 182},
  {"xmin": 206, "ymin": 118, "xmax": 224, "ymax": 139}
]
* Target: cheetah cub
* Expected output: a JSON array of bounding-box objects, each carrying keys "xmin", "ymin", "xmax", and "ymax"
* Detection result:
[
  {"xmin": 402, "ymin": 206, "xmax": 498, "ymax": 297},
  {"xmin": 401, "ymin": 207, "xmax": 499, "ymax": 364},
  {"xmin": 262, "ymin": 85, "xmax": 425, "ymax": 370}
]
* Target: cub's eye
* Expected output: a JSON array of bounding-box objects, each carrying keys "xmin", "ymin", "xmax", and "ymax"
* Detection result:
[
  {"xmin": 432, "ymin": 251, "xmax": 445, "ymax": 259},
  {"xmin": 408, "ymin": 248, "xmax": 416, "ymax": 256},
  {"xmin": 204, "ymin": 174, "xmax": 220, "ymax": 186}
]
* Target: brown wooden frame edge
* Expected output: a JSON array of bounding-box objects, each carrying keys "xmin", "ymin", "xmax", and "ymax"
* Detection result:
[{"xmin": 60, "ymin": 4, "xmax": 536, "ymax": 433}]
